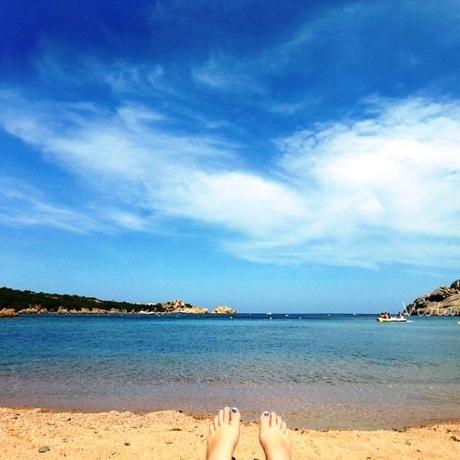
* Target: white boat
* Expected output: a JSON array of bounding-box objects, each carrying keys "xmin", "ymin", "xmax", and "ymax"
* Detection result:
[{"xmin": 377, "ymin": 316, "xmax": 407, "ymax": 323}]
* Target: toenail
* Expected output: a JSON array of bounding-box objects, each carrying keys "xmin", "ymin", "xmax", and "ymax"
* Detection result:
[
  {"xmin": 262, "ymin": 411, "xmax": 270, "ymax": 416},
  {"xmin": 231, "ymin": 407, "xmax": 238, "ymax": 413}
]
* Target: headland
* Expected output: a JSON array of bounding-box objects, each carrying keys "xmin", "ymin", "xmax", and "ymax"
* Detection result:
[
  {"xmin": 0, "ymin": 287, "xmax": 237, "ymax": 316},
  {"xmin": 403, "ymin": 279, "xmax": 460, "ymax": 316}
]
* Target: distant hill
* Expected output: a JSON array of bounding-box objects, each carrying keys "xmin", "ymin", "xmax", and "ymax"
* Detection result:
[
  {"xmin": 403, "ymin": 279, "xmax": 460, "ymax": 316},
  {"xmin": 0, "ymin": 286, "xmax": 165, "ymax": 314},
  {"xmin": 0, "ymin": 287, "xmax": 236, "ymax": 316}
]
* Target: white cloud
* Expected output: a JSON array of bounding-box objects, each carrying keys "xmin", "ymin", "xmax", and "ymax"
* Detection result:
[
  {"xmin": 1, "ymin": 92, "xmax": 460, "ymax": 268},
  {"xmin": 160, "ymin": 171, "xmax": 307, "ymax": 238},
  {"xmin": 0, "ymin": 176, "xmax": 165, "ymax": 234},
  {"xmin": 278, "ymin": 97, "xmax": 460, "ymax": 239},
  {"xmin": 266, "ymin": 97, "xmax": 460, "ymax": 266},
  {"xmin": 0, "ymin": 178, "xmax": 99, "ymax": 233}
]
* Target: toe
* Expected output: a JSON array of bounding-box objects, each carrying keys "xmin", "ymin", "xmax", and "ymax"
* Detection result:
[
  {"xmin": 276, "ymin": 415, "xmax": 282, "ymax": 427},
  {"xmin": 281, "ymin": 421, "xmax": 287, "ymax": 432},
  {"xmin": 270, "ymin": 412, "xmax": 277, "ymax": 427},
  {"xmin": 213, "ymin": 415, "xmax": 219, "ymax": 429},
  {"xmin": 208, "ymin": 423, "xmax": 214, "ymax": 434},
  {"xmin": 260, "ymin": 411, "xmax": 270, "ymax": 429},
  {"xmin": 223, "ymin": 406, "xmax": 231, "ymax": 423},
  {"xmin": 218, "ymin": 409, "xmax": 224, "ymax": 425},
  {"xmin": 230, "ymin": 407, "xmax": 240, "ymax": 425}
]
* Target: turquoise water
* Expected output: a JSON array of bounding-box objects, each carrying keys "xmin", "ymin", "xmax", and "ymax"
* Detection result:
[{"xmin": 1, "ymin": 314, "xmax": 459, "ymax": 429}]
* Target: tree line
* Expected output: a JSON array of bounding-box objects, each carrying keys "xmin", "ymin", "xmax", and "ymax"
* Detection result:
[{"xmin": 0, "ymin": 287, "xmax": 165, "ymax": 313}]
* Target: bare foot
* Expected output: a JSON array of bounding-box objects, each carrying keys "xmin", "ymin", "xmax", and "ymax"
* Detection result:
[
  {"xmin": 206, "ymin": 406, "xmax": 241, "ymax": 460},
  {"xmin": 259, "ymin": 411, "xmax": 292, "ymax": 460}
]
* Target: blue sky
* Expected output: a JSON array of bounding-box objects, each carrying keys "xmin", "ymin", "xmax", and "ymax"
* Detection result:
[{"xmin": 1, "ymin": 0, "xmax": 460, "ymax": 312}]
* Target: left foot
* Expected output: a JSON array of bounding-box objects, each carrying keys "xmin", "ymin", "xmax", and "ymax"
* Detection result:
[{"xmin": 206, "ymin": 406, "xmax": 241, "ymax": 460}]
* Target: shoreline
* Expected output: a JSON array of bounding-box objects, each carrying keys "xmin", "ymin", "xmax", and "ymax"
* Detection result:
[
  {"xmin": 0, "ymin": 311, "xmax": 234, "ymax": 317},
  {"xmin": 3, "ymin": 311, "xmax": 459, "ymax": 317},
  {"xmin": 2, "ymin": 404, "xmax": 460, "ymax": 432},
  {"xmin": 1, "ymin": 407, "xmax": 459, "ymax": 459}
]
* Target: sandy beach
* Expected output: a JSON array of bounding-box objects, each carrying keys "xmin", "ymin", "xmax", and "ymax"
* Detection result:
[{"xmin": 0, "ymin": 407, "xmax": 459, "ymax": 459}]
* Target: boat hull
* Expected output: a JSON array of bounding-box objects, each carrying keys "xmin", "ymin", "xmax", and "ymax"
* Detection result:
[{"xmin": 377, "ymin": 317, "xmax": 407, "ymax": 323}]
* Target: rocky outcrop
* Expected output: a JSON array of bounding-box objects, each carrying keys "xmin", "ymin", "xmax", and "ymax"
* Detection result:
[
  {"xmin": 55, "ymin": 307, "xmax": 129, "ymax": 314},
  {"xmin": 18, "ymin": 306, "xmax": 48, "ymax": 314},
  {"xmin": 403, "ymin": 280, "xmax": 460, "ymax": 316},
  {"xmin": 176, "ymin": 306, "xmax": 208, "ymax": 314},
  {"xmin": 213, "ymin": 305, "xmax": 238, "ymax": 315},
  {"xmin": 0, "ymin": 308, "xmax": 17, "ymax": 317},
  {"xmin": 163, "ymin": 299, "xmax": 208, "ymax": 314},
  {"xmin": 15, "ymin": 300, "xmax": 209, "ymax": 315}
]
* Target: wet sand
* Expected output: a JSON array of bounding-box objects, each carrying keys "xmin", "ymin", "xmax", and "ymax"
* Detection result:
[{"xmin": 1, "ymin": 407, "xmax": 459, "ymax": 459}]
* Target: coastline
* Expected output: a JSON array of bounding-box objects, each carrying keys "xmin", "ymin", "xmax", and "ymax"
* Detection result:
[
  {"xmin": 1, "ymin": 407, "xmax": 459, "ymax": 459},
  {"xmin": 0, "ymin": 287, "xmax": 238, "ymax": 316}
]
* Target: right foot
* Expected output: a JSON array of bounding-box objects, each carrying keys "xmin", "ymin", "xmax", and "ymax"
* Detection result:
[{"xmin": 259, "ymin": 411, "xmax": 292, "ymax": 460}]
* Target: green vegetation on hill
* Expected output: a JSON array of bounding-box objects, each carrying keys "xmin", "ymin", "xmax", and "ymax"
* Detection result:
[{"xmin": 0, "ymin": 287, "xmax": 165, "ymax": 313}]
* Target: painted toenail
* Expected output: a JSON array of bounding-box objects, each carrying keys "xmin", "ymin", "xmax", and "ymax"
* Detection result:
[
  {"xmin": 231, "ymin": 407, "xmax": 238, "ymax": 413},
  {"xmin": 262, "ymin": 411, "xmax": 270, "ymax": 416}
]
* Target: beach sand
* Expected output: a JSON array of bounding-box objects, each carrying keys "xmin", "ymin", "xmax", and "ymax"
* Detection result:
[{"xmin": 1, "ymin": 407, "xmax": 459, "ymax": 459}]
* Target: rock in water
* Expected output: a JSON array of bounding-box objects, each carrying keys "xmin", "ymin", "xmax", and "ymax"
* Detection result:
[
  {"xmin": 0, "ymin": 308, "xmax": 17, "ymax": 318},
  {"xmin": 162, "ymin": 299, "xmax": 208, "ymax": 314},
  {"xmin": 213, "ymin": 305, "xmax": 238, "ymax": 315}
]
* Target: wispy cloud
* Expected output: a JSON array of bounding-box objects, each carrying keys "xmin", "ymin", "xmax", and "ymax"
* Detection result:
[
  {"xmin": 0, "ymin": 178, "xmax": 99, "ymax": 233},
  {"xmin": 192, "ymin": 54, "xmax": 264, "ymax": 94},
  {"xmin": 266, "ymin": 97, "xmax": 460, "ymax": 266},
  {"xmin": 0, "ymin": 176, "xmax": 166, "ymax": 234},
  {"xmin": 1, "ymin": 89, "xmax": 460, "ymax": 268},
  {"xmin": 265, "ymin": 0, "xmax": 460, "ymax": 67},
  {"xmin": 35, "ymin": 47, "xmax": 171, "ymax": 97}
]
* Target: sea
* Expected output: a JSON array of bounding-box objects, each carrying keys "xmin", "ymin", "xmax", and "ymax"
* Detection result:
[{"xmin": 1, "ymin": 314, "xmax": 459, "ymax": 430}]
